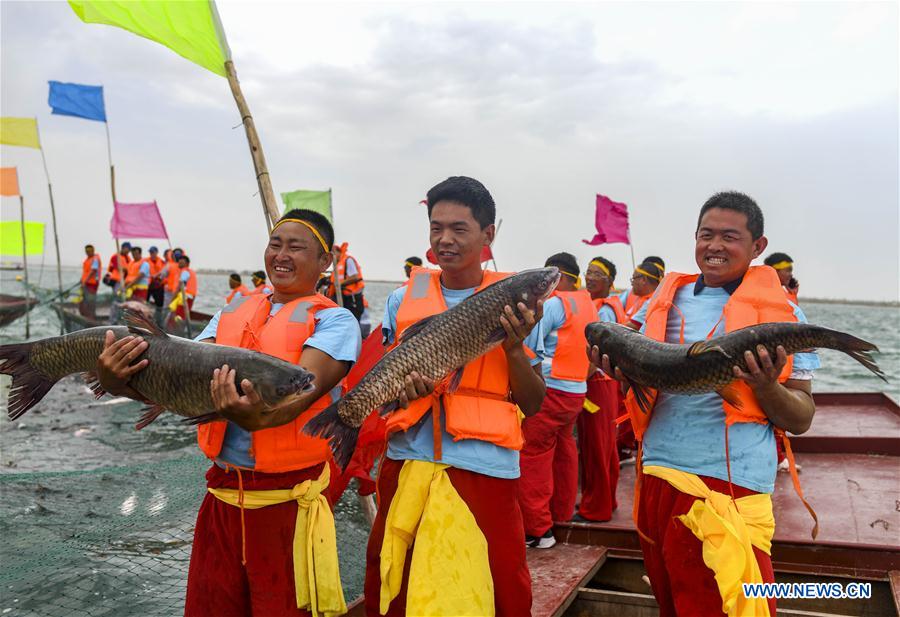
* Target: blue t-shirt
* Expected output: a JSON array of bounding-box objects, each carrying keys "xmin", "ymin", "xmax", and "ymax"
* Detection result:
[
  {"xmin": 527, "ymin": 296, "xmax": 586, "ymax": 394},
  {"xmin": 638, "ymin": 282, "xmax": 819, "ymax": 494},
  {"xmin": 382, "ymin": 283, "xmax": 543, "ymax": 479},
  {"xmin": 597, "ymin": 303, "xmax": 617, "ymax": 323},
  {"xmin": 195, "ymin": 303, "xmax": 361, "ymax": 469}
]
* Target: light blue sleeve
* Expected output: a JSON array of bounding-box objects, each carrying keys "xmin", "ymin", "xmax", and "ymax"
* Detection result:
[
  {"xmin": 180, "ymin": 270, "xmax": 190, "ymax": 283},
  {"xmin": 90, "ymin": 257, "xmax": 100, "ymax": 275},
  {"xmin": 525, "ymin": 296, "xmax": 565, "ymax": 366},
  {"xmin": 345, "ymin": 257, "xmax": 359, "ymax": 277},
  {"xmin": 597, "ymin": 304, "xmax": 617, "ymax": 323},
  {"xmin": 381, "ymin": 287, "xmax": 406, "ymax": 345},
  {"xmin": 306, "ymin": 307, "xmax": 362, "ymax": 363},
  {"xmin": 194, "ymin": 309, "xmax": 222, "ymax": 341},
  {"xmin": 789, "ymin": 302, "xmax": 821, "ymax": 371},
  {"xmin": 139, "ymin": 261, "xmax": 150, "ymax": 276}
]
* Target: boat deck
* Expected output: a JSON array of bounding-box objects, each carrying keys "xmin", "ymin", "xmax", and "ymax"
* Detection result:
[{"xmin": 529, "ymin": 544, "xmax": 607, "ymax": 617}]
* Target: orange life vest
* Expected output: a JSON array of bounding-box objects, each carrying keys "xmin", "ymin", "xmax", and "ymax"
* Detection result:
[
  {"xmin": 125, "ymin": 258, "xmax": 149, "ymax": 288},
  {"xmin": 624, "ymin": 266, "xmax": 796, "ymax": 440},
  {"xmin": 549, "ymin": 289, "xmax": 598, "ymax": 382},
  {"xmin": 249, "ymin": 283, "xmax": 272, "ymax": 296},
  {"xmin": 784, "ymin": 287, "xmax": 799, "ymax": 305},
  {"xmin": 624, "ymin": 290, "xmax": 650, "ymax": 320},
  {"xmin": 196, "ymin": 293, "xmax": 338, "ymax": 472},
  {"xmin": 81, "ymin": 254, "xmax": 101, "ymax": 286},
  {"xmin": 165, "ymin": 259, "xmax": 181, "ymax": 293},
  {"xmin": 180, "ymin": 268, "xmax": 198, "ymax": 298},
  {"xmin": 330, "ymin": 245, "xmax": 365, "ymax": 295},
  {"xmin": 593, "ymin": 294, "xmax": 627, "ymax": 324},
  {"xmin": 385, "ymin": 267, "xmax": 524, "ymax": 451},
  {"xmin": 107, "ymin": 253, "xmax": 132, "ymax": 282},
  {"xmin": 146, "ymin": 256, "xmax": 165, "ymax": 278},
  {"xmin": 225, "ymin": 284, "xmax": 251, "ymax": 304}
]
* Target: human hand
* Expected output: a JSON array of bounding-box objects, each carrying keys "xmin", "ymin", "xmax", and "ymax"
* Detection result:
[
  {"xmin": 397, "ymin": 371, "xmax": 436, "ymax": 409},
  {"xmin": 500, "ymin": 300, "xmax": 543, "ymax": 353},
  {"xmin": 589, "ymin": 345, "xmax": 627, "ymax": 382},
  {"xmin": 210, "ymin": 364, "xmax": 266, "ymax": 420},
  {"xmin": 96, "ymin": 331, "xmax": 148, "ymax": 396},
  {"xmin": 733, "ymin": 345, "xmax": 788, "ymax": 392}
]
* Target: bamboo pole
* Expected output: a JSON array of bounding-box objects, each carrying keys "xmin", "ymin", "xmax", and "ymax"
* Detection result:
[
  {"xmin": 35, "ymin": 120, "xmax": 64, "ymax": 333},
  {"xmin": 18, "ymin": 196, "xmax": 30, "ymax": 339},
  {"xmin": 224, "ymin": 60, "xmax": 278, "ymax": 231}
]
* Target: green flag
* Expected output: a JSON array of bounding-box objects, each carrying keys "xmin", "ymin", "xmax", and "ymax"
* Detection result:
[
  {"xmin": 281, "ymin": 189, "xmax": 333, "ymax": 223},
  {"xmin": 69, "ymin": 0, "xmax": 231, "ymax": 77},
  {"xmin": 0, "ymin": 222, "xmax": 45, "ymax": 256}
]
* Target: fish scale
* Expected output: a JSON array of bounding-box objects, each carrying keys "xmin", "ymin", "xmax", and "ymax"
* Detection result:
[
  {"xmin": 585, "ymin": 321, "xmax": 886, "ymax": 403},
  {"xmin": 304, "ymin": 267, "xmax": 561, "ymax": 469}
]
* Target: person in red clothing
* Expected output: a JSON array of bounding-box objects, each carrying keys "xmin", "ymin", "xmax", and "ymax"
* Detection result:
[
  {"xmin": 94, "ymin": 209, "xmax": 361, "ymax": 617},
  {"xmin": 363, "ymin": 176, "xmax": 546, "ymax": 616},
  {"xmin": 517, "ymin": 252, "xmax": 597, "ymax": 547},
  {"xmin": 105, "ymin": 241, "xmax": 132, "ymax": 300},
  {"xmin": 575, "ymin": 256, "xmax": 624, "ymax": 522}
]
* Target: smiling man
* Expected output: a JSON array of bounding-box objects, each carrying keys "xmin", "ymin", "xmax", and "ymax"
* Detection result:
[
  {"xmin": 95, "ymin": 208, "xmax": 361, "ymax": 617},
  {"xmin": 597, "ymin": 191, "xmax": 819, "ymax": 616},
  {"xmin": 364, "ymin": 176, "xmax": 546, "ymax": 616}
]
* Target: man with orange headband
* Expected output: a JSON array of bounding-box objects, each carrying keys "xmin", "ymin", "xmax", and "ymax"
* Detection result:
[
  {"xmin": 517, "ymin": 252, "xmax": 597, "ymax": 547},
  {"xmin": 94, "ymin": 208, "xmax": 361, "ymax": 616},
  {"xmin": 595, "ymin": 191, "xmax": 820, "ymax": 617}
]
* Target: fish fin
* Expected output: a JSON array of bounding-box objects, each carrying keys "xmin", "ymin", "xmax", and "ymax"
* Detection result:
[
  {"xmin": 135, "ymin": 404, "xmax": 167, "ymax": 430},
  {"xmin": 716, "ymin": 382, "xmax": 744, "ymax": 410},
  {"xmin": 398, "ymin": 315, "xmax": 436, "ymax": 344},
  {"xmin": 82, "ymin": 371, "xmax": 107, "ymax": 399},
  {"xmin": 378, "ymin": 400, "xmax": 401, "ymax": 416},
  {"xmin": 0, "ymin": 341, "xmax": 58, "ymax": 421},
  {"xmin": 687, "ymin": 341, "xmax": 732, "ymax": 359},
  {"xmin": 485, "ymin": 326, "xmax": 507, "ymax": 345},
  {"xmin": 625, "ymin": 375, "xmax": 652, "ymax": 414},
  {"xmin": 181, "ymin": 412, "xmax": 222, "ymax": 426},
  {"xmin": 302, "ymin": 401, "xmax": 360, "ymax": 470},
  {"xmin": 818, "ymin": 329, "xmax": 887, "ymax": 382},
  {"xmin": 122, "ymin": 307, "xmax": 169, "ymax": 338},
  {"xmin": 447, "ymin": 367, "xmax": 464, "ymax": 393}
]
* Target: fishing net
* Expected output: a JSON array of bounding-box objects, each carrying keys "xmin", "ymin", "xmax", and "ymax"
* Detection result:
[{"xmin": 0, "ymin": 455, "xmax": 370, "ymax": 617}]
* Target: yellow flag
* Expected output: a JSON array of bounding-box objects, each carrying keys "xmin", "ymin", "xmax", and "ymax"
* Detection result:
[
  {"xmin": 0, "ymin": 222, "xmax": 45, "ymax": 256},
  {"xmin": 0, "ymin": 118, "xmax": 41, "ymax": 149},
  {"xmin": 69, "ymin": 1, "xmax": 231, "ymax": 77}
]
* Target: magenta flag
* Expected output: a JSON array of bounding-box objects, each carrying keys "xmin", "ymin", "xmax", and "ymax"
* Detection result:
[
  {"xmin": 583, "ymin": 194, "xmax": 630, "ymax": 245},
  {"xmin": 110, "ymin": 200, "xmax": 169, "ymax": 239}
]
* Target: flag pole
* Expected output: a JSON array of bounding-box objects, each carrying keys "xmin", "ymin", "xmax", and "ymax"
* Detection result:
[
  {"xmin": 104, "ymin": 120, "xmax": 126, "ymax": 302},
  {"xmin": 18, "ymin": 195, "xmax": 31, "ymax": 339},
  {"xmin": 35, "ymin": 120, "xmax": 64, "ymax": 332}
]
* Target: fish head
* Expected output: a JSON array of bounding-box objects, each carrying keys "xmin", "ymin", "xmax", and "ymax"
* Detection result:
[
  {"xmin": 254, "ymin": 366, "xmax": 316, "ymax": 407},
  {"xmin": 509, "ymin": 267, "xmax": 561, "ymax": 310}
]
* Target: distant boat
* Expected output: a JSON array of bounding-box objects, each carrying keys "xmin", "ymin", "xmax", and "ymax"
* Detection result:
[
  {"xmin": 0, "ymin": 262, "xmax": 24, "ymax": 271},
  {"xmin": 51, "ymin": 299, "xmax": 213, "ymax": 338},
  {"xmin": 0, "ymin": 293, "xmax": 39, "ymax": 328}
]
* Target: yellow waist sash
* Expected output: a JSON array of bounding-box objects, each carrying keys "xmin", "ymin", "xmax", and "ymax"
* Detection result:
[
  {"xmin": 208, "ymin": 464, "xmax": 347, "ymax": 617},
  {"xmin": 642, "ymin": 465, "xmax": 775, "ymax": 617},
  {"xmin": 380, "ymin": 460, "xmax": 494, "ymax": 616}
]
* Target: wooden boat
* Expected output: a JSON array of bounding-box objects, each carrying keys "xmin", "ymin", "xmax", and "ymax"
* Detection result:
[
  {"xmin": 554, "ymin": 391, "xmax": 900, "ymax": 616},
  {"xmin": 0, "ymin": 293, "xmax": 39, "ymax": 328},
  {"xmin": 50, "ymin": 300, "xmax": 213, "ymax": 338}
]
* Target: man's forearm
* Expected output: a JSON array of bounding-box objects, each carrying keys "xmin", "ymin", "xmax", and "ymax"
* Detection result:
[
  {"xmin": 507, "ymin": 346, "xmax": 545, "ymax": 416},
  {"xmin": 754, "ymin": 380, "xmax": 815, "ymax": 435}
]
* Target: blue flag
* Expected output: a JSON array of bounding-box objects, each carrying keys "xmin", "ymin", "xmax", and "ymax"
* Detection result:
[{"xmin": 48, "ymin": 81, "xmax": 107, "ymax": 122}]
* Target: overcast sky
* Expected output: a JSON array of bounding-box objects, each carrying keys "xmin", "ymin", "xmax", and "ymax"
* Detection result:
[{"xmin": 1, "ymin": 1, "xmax": 897, "ymax": 301}]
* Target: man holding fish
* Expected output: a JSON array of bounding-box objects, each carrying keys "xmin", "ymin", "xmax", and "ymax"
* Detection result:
[
  {"xmin": 95, "ymin": 209, "xmax": 361, "ymax": 616},
  {"xmin": 594, "ymin": 191, "xmax": 822, "ymax": 617}
]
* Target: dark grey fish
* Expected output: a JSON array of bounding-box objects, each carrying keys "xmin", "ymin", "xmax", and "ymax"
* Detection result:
[
  {"xmin": 1, "ymin": 310, "xmax": 315, "ymax": 428},
  {"xmin": 586, "ymin": 321, "xmax": 886, "ymax": 411},
  {"xmin": 305, "ymin": 267, "xmax": 561, "ymax": 468}
]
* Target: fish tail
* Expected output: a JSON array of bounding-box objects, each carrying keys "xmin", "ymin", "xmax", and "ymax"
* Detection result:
[
  {"xmin": 0, "ymin": 342, "xmax": 59, "ymax": 420},
  {"xmin": 817, "ymin": 328, "xmax": 887, "ymax": 382},
  {"xmin": 302, "ymin": 401, "xmax": 359, "ymax": 470}
]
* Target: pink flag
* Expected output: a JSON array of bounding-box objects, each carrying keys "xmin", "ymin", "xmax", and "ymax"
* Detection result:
[
  {"xmin": 110, "ymin": 200, "xmax": 169, "ymax": 239},
  {"xmin": 583, "ymin": 194, "xmax": 630, "ymax": 246}
]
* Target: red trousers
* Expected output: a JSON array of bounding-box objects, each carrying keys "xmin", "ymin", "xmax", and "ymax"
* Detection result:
[
  {"xmin": 130, "ymin": 288, "xmax": 148, "ymax": 302},
  {"xmin": 175, "ymin": 297, "xmax": 195, "ymax": 319},
  {"xmin": 364, "ymin": 457, "xmax": 532, "ymax": 617},
  {"xmin": 518, "ymin": 387, "xmax": 584, "ymax": 536},
  {"xmin": 638, "ymin": 473, "xmax": 777, "ymax": 617},
  {"xmin": 576, "ymin": 377, "xmax": 620, "ymax": 521},
  {"xmin": 184, "ymin": 463, "xmax": 329, "ymax": 617}
]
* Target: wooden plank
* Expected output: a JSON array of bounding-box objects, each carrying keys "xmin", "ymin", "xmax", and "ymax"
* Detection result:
[
  {"xmin": 528, "ymin": 544, "xmax": 607, "ymax": 617},
  {"xmin": 889, "ymin": 571, "xmax": 900, "ymax": 616}
]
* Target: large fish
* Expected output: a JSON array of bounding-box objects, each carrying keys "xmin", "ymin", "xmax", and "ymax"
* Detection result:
[
  {"xmin": 304, "ymin": 267, "xmax": 561, "ymax": 468},
  {"xmin": 1, "ymin": 310, "xmax": 316, "ymax": 428},
  {"xmin": 585, "ymin": 321, "xmax": 886, "ymax": 411}
]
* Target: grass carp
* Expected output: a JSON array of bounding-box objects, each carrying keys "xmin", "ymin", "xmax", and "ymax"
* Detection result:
[
  {"xmin": 1, "ymin": 310, "xmax": 315, "ymax": 428},
  {"xmin": 304, "ymin": 267, "xmax": 561, "ymax": 468},
  {"xmin": 585, "ymin": 321, "xmax": 886, "ymax": 411}
]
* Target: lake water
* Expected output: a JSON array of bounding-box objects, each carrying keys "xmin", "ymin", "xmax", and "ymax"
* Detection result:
[{"xmin": 0, "ymin": 266, "xmax": 897, "ymax": 615}]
